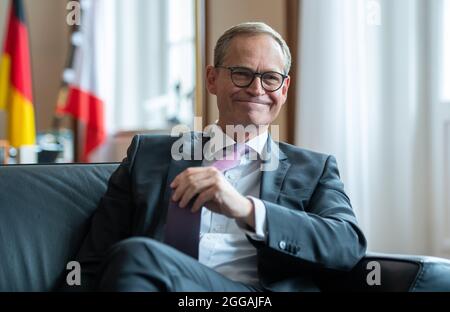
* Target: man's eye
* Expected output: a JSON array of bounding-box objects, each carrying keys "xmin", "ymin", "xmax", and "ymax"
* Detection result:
[
  {"xmin": 234, "ymin": 70, "xmax": 253, "ymax": 79},
  {"xmin": 264, "ymin": 73, "xmax": 281, "ymax": 82}
]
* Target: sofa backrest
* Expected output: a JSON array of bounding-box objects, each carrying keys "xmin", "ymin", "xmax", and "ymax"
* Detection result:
[{"xmin": 0, "ymin": 163, "xmax": 118, "ymax": 291}]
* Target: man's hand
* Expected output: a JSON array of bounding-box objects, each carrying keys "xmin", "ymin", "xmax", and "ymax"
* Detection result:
[{"xmin": 170, "ymin": 167, "xmax": 255, "ymax": 229}]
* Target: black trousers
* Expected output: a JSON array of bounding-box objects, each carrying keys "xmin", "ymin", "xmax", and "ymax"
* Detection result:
[{"xmin": 96, "ymin": 237, "xmax": 264, "ymax": 292}]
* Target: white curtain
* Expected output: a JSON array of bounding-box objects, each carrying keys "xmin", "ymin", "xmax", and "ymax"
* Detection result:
[
  {"xmin": 90, "ymin": 0, "xmax": 196, "ymax": 162},
  {"xmin": 296, "ymin": 0, "xmax": 444, "ymax": 255},
  {"xmin": 89, "ymin": 0, "xmax": 169, "ymax": 162}
]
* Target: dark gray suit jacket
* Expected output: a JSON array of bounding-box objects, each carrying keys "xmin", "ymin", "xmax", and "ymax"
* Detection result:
[{"xmin": 74, "ymin": 132, "xmax": 367, "ymax": 291}]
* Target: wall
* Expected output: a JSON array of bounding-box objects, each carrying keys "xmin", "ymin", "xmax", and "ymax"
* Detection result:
[
  {"xmin": 25, "ymin": 0, "xmax": 69, "ymax": 133},
  {"xmin": 205, "ymin": 0, "xmax": 289, "ymax": 142},
  {"xmin": 0, "ymin": 0, "xmax": 7, "ymax": 56},
  {"xmin": 0, "ymin": 0, "xmax": 69, "ymax": 139}
]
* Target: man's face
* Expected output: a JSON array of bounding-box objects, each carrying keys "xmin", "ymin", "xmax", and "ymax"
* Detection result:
[{"xmin": 206, "ymin": 34, "xmax": 290, "ymax": 129}]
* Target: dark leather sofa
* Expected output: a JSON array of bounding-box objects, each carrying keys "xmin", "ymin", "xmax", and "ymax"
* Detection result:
[{"xmin": 1, "ymin": 163, "xmax": 450, "ymax": 292}]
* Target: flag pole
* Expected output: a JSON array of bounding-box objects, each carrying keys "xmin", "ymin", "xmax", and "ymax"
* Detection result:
[{"xmin": 53, "ymin": 0, "xmax": 80, "ymax": 162}]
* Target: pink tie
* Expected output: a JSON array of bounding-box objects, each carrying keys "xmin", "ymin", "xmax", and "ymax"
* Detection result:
[
  {"xmin": 164, "ymin": 143, "xmax": 248, "ymax": 258},
  {"xmin": 212, "ymin": 143, "xmax": 247, "ymax": 171}
]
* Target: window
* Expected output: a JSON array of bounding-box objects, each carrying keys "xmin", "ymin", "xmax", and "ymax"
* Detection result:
[
  {"xmin": 165, "ymin": 0, "xmax": 196, "ymax": 127},
  {"xmin": 105, "ymin": 0, "xmax": 196, "ymax": 132},
  {"xmin": 442, "ymin": 0, "xmax": 450, "ymax": 101}
]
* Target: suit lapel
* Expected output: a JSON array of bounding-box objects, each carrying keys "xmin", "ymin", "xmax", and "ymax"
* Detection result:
[
  {"xmin": 260, "ymin": 136, "xmax": 290, "ymax": 203},
  {"xmin": 155, "ymin": 132, "xmax": 206, "ymax": 240}
]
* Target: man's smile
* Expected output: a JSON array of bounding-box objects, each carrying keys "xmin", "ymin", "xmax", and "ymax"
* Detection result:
[{"xmin": 233, "ymin": 99, "xmax": 271, "ymax": 106}]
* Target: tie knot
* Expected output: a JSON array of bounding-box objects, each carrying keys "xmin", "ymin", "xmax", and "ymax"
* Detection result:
[
  {"xmin": 212, "ymin": 143, "xmax": 248, "ymax": 172},
  {"xmin": 223, "ymin": 143, "xmax": 248, "ymax": 160},
  {"xmin": 235, "ymin": 143, "xmax": 248, "ymax": 156}
]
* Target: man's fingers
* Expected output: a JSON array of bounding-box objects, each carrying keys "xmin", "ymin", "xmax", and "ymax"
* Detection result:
[
  {"xmin": 178, "ymin": 176, "xmax": 216, "ymax": 208},
  {"xmin": 191, "ymin": 186, "xmax": 216, "ymax": 213},
  {"xmin": 171, "ymin": 167, "xmax": 212, "ymax": 188},
  {"xmin": 171, "ymin": 171, "xmax": 200, "ymax": 200},
  {"xmin": 171, "ymin": 167, "xmax": 219, "ymax": 201},
  {"xmin": 171, "ymin": 180, "xmax": 190, "ymax": 203}
]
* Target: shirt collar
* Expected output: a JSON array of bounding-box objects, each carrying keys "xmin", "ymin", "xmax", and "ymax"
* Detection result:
[{"xmin": 204, "ymin": 124, "xmax": 268, "ymax": 160}]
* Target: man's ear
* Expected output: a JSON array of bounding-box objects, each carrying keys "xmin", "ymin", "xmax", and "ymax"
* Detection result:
[
  {"xmin": 206, "ymin": 65, "xmax": 218, "ymax": 95},
  {"xmin": 280, "ymin": 75, "xmax": 290, "ymax": 105}
]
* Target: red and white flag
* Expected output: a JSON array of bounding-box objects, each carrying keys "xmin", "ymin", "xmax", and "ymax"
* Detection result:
[{"xmin": 57, "ymin": 0, "xmax": 106, "ymax": 162}]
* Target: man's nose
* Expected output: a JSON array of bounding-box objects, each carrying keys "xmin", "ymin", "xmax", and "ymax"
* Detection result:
[{"xmin": 246, "ymin": 76, "xmax": 265, "ymax": 96}]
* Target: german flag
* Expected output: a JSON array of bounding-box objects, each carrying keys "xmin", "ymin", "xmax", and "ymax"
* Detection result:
[{"xmin": 0, "ymin": 0, "xmax": 36, "ymax": 148}]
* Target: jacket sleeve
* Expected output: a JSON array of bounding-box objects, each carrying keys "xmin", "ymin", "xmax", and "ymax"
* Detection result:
[
  {"xmin": 262, "ymin": 155, "xmax": 367, "ymax": 271},
  {"xmin": 60, "ymin": 135, "xmax": 141, "ymax": 291}
]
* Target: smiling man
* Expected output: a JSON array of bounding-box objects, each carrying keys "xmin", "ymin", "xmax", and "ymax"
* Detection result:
[
  {"xmin": 210, "ymin": 32, "xmax": 290, "ymax": 129},
  {"xmin": 71, "ymin": 22, "xmax": 367, "ymax": 292}
]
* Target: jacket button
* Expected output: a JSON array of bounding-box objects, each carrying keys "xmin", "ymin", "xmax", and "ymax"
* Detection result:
[{"xmin": 279, "ymin": 240, "xmax": 286, "ymax": 250}]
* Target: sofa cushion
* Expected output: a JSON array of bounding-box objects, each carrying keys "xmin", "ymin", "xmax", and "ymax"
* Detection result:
[{"xmin": 0, "ymin": 163, "xmax": 118, "ymax": 291}]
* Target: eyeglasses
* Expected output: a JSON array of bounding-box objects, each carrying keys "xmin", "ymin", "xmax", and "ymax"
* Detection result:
[{"xmin": 215, "ymin": 66, "xmax": 288, "ymax": 92}]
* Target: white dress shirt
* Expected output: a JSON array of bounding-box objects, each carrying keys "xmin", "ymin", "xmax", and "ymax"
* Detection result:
[{"xmin": 198, "ymin": 125, "xmax": 268, "ymax": 286}]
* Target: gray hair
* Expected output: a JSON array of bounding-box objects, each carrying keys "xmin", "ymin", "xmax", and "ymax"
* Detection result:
[{"xmin": 214, "ymin": 22, "xmax": 292, "ymax": 74}]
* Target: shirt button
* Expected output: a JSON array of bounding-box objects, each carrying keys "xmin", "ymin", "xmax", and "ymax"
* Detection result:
[
  {"xmin": 279, "ymin": 240, "xmax": 286, "ymax": 250},
  {"xmin": 225, "ymin": 172, "xmax": 235, "ymax": 180}
]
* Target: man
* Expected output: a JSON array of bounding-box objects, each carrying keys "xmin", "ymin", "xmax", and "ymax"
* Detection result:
[{"xmin": 71, "ymin": 22, "xmax": 366, "ymax": 292}]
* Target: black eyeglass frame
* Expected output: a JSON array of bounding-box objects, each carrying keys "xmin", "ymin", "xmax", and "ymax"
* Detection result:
[{"xmin": 215, "ymin": 65, "xmax": 288, "ymax": 92}]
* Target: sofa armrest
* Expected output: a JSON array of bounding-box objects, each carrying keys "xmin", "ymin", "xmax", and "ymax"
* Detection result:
[{"xmin": 318, "ymin": 252, "xmax": 450, "ymax": 291}]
